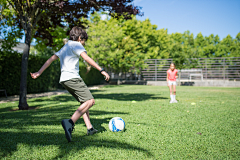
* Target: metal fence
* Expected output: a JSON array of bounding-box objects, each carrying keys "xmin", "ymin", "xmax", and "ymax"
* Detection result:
[
  {"xmin": 141, "ymin": 57, "xmax": 240, "ymax": 81},
  {"xmin": 107, "ymin": 70, "xmax": 141, "ymax": 81},
  {"xmin": 141, "ymin": 59, "xmax": 173, "ymax": 81}
]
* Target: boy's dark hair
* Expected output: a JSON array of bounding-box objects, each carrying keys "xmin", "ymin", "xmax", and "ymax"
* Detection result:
[
  {"xmin": 69, "ymin": 26, "xmax": 88, "ymax": 41},
  {"xmin": 170, "ymin": 62, "xmax": 175, "ymax": 67}
]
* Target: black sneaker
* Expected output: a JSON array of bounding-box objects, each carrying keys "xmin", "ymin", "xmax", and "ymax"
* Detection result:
[
  {"xmin": 61, "ymin": 119, "xmax": 75, "ymax": 142},
  {"xmin": 87, "ymin": 127, "xmax": 98, "ymax": 135}
]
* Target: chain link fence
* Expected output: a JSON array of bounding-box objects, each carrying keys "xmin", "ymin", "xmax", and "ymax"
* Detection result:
[{"xmin": 142, "ymin": 57, "xmax": 240, "ymax": 81}]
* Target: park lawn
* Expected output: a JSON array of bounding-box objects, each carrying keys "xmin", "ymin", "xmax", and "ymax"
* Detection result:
[{"xmin": 0, "ymin": 85, "xmax": 239, "ymax": 159}]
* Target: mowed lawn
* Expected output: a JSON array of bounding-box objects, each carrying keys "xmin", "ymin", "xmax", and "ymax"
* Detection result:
[{"xmin": 0, "ymin": 85, "xmax": 239, "ymax": 159}]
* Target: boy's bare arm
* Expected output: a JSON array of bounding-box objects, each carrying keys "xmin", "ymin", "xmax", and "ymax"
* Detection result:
[
  {"xmin": 81, "ymin": 52, "xmax": 110, "ymax": 81},
  {"xmin": 176, "ymin": 72, "xmax": 178, "ymax": 79},
  {"xmin": 30, "ymin": 55, "xmax": 59, "ymax": 79}
]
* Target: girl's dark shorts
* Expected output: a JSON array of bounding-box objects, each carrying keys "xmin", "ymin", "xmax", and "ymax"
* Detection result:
[{"xmin": 60, "ymin": 78, "xmax": 94, "ymax": 103}]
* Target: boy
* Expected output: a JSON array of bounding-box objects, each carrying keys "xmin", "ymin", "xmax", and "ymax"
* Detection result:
[{"xmin": 30, "ymin": 26, "xmax": 110, "ymax": 142}]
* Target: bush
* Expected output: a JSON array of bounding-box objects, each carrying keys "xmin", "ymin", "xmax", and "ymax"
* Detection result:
[
  {"xmin": 79, "ymin": 64, "xmax": 105, "ymax": 86},
  {"xmin": 0, "ymin": 51, "xmax": 22, "ymax": 96},
  {"xmin": 0, "ymin": 51, "xmax": 104, "ymax": 97}
]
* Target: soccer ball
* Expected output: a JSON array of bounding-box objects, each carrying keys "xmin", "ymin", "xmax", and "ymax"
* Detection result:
[{"xmin": 109, "ymin": 117, "xmax": 125, "ymax": 132}]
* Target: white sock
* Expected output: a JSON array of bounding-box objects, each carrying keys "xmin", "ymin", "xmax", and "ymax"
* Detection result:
[
  {"xmin": 173, "ymin": 95, "xmax": 176, "ymax": 101},
  {"xmin": 170, "ymin": 95, "xmax": 173, "ymax": 101}
]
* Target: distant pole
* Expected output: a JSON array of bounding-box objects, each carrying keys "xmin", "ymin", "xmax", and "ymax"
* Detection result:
[
  {"xmin": 223, "ymin": 58, "xmax": 225, "ymax": 80},
  {"xmin": 205, "ymin": 59, "xmax": 207, "ymax": 80},
  {"xmin": 155, "ymin": 59, "xmax": 157, "ymax": 81}
]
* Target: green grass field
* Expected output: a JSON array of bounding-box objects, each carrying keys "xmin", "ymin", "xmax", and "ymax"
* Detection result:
[{"xmin": 0, "ymin": 85, "xmax": 239, "ymax": 159}]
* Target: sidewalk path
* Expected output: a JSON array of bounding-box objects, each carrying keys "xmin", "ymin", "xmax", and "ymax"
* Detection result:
[{"xmin": 0, "ymin": 85, "xmax": 104, "ymax": 104}]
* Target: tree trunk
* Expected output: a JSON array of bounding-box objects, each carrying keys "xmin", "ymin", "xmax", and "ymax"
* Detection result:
[{"xmin": 18, "ymin": 27, "xmax": 32, "ymax": 110}]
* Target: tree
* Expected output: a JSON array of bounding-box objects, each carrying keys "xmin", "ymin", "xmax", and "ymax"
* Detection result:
[
  {"xmin": 85, "ymin": 13, "xmax": 125, "ymax": 72},
  {"xmin": 231, "ymin": 32, "xmax": 240, "ymax": 57},
  {"xmin": 0, "ymin": 0, "xmax": 23, "ymax": 52},
  {"xmin": 4, "ymin": 0, "xmax": 142, "ymax": 110},
  {"xmin": 86, "ymin": 14, "xmax": 169, "ymax": 74},
  {"xmin": 216, "ymin": 35, "xmax": 233, "ymax": 57}
]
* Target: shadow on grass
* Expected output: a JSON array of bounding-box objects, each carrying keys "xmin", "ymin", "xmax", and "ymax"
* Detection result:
[
  {"xmin": 28, "ymin": 92, "xmax": 167, "ymax": 103},
  {"xmin": 0, "ymin": 86, "xmax": 164, "ymax": 158},
  {"xmin": 92, "ymin": 93, "xmax": 167, "ymax": 101},
  {"xmin": 0, "ymin": 131, "xmax": 153, "ymax": 158},
  {"xmin": 0, "ymin": 104, "xmax": 128, "ymax": 131},
  {"xmin": 28, "ymin": 94, "xmax": 75, "ymax": 103},
  {"xmin": 0, "ymin": 105, "xmax": 152, "ymax": 158},
  {"xmin": 101, "ymin": 85, "xmax": 124, "ymax": 88},
  {"xmin": 0, "ymin": 107, "xmax": 152, "ymax": 158}
]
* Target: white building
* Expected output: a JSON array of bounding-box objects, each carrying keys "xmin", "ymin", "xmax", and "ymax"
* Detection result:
[{"xmin": 0, "ymin": 39, "xmax": 36, "ymax": 54}]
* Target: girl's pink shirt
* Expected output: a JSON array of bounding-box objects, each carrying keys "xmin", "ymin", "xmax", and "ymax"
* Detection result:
[{"xmin": 167, "ymin": 69, "xmax": 178, "ymax": 81}]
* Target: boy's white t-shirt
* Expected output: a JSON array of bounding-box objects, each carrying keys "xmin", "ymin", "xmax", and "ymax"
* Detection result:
[{"xmin": 55, "ymin": 40, "xmax": 86, "ymax": 82}]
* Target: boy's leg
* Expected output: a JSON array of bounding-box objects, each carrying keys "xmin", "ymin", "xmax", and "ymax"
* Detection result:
[
  {"xmin": 83, "ymin": 111, "xmax": 92, "ymax": 129},
  {"xmin": 60, "ymin": 78, "xmax": 96, "ymax": 141},
  {"xmin": 71, "ymin": 99, "xmax": 95, "ymax": 123},
  {"xmin": 72, "ymin": 99, "xmax": 98, "ymax": 135},
  {"xmin": 62, "ymin": 99, "xmax": 95, "ymax": 142},
  {"xmin": 83, "ymin": 111, "xmax": 98, "ymax": 135}
]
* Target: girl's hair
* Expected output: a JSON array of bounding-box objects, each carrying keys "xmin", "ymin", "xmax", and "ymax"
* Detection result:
[
  {"xmin": 69, "ymin": 26, "xmax": 88, "ymax": 41},
  {"xmin": 170, "ymin": 63, "xmax": 175, "ymax": 67}
]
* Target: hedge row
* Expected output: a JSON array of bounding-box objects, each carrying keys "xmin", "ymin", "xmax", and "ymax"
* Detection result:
[{"xmin": 0, "ymin": 51, "xmax": 104, "ymax": 97}]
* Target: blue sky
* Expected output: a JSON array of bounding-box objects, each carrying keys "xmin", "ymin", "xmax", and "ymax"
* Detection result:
[
  {"xmin": 133, "ymin": 0, "xmax": 240, "ymax": 40},
  {"xmin": 5, "ymin": 0, "xmax": 240, "ymax": 43}
]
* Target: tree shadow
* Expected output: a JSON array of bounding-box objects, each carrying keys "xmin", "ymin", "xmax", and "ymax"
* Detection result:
[
  {"xmin": 0, "ymin": 85, "xmax": 167, "ymax": 158},
  {"xmin": 0, "ymin": 104, "xmax": 151, "ymax": 158},
  {"xmin": 92, "ymin": 93, "xmax": 168, "ymax": 101},
  {"xmin": 28, "ymin": 94, "xmax": 75, "ymax": 103},
  {"xmin": 28, "ymin": 92, "xmax": 167, "ymax": 103},
  {"xmin": 101, "ymin": 85, "xmax": 124, "ymax": 88},
  {"xmin": 0, "ymin": 104, "xmax": 128, "ymax": 132},
  {"xmin": 0, "ymin": 131, "xmax": 153, "ymax": 159}
]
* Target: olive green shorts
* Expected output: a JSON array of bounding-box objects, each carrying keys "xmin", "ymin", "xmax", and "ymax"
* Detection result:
[{"xmin": 60, "ymin": 78, "xmax": 94, "ymax": 103}]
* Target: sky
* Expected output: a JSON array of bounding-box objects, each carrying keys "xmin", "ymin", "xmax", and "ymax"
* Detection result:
[
  {"xmin": 4, "ymin": 0, "xmax": 239, "ymax": 44},
  {"xmin": 133, "ymin": 0, "xmax": 240, "ymax": 40}
]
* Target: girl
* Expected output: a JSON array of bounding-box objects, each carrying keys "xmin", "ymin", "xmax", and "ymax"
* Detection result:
[{"xmin": 166, "ymin": 63, "xmax": 178, "ymax": 103}]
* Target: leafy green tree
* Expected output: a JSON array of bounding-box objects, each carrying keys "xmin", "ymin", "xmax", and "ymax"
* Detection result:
[
  {"xmin": 86, "ymin": 14, "xmax": 166, "ymax": 74},
  {"xmin": 0, "ymin": 0, "xmax": 23, "ymax": 52},
  {"xmin": 215, "ymin": 35, "xmax": 233, "ymax": 57},
  {"xmin": 231, "ymin": 32, "xmax": 240, "ymax": 57},
  {"xmin": 193, "ymin": 32, "xmax": 206, "ymax": 58},
  {"xmin": 32, "ymin": 13, "xmax": 240, "ymax": 76},
  {"xmin": 202, "ymin": 34, "xmax": 218, "ymax": 58},
  {"xmin": 34, "ymin": 26, "xmax": 68, "ymax": 55},
  {"xmin": 118, "ymin": 16, "xmax": 152, "ymax": 73},
  {"xmin": 85, "ymin": 13, "xmax": 125, "ymax": 72},
  {"xmin": 168, "ymin": 33, "xmax": 186, "ymax": 69},
  {"xmin": 117, "ymin": 17, "xmax": 170, "ymax": 73},
  {"xmin": 3, "ymin": 0, "xmax": 142, "ymax": 110}
]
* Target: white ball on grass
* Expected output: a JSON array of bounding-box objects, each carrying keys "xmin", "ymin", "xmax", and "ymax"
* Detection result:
[{"xmin": 109, "ymin": 117, "xmax": 125, "ymax": 132}]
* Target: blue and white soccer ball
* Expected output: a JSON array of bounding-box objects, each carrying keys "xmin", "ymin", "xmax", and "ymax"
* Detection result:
[{"xmin": 109, "ymin": 117, "xmax": 125, "ymax": 132}]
